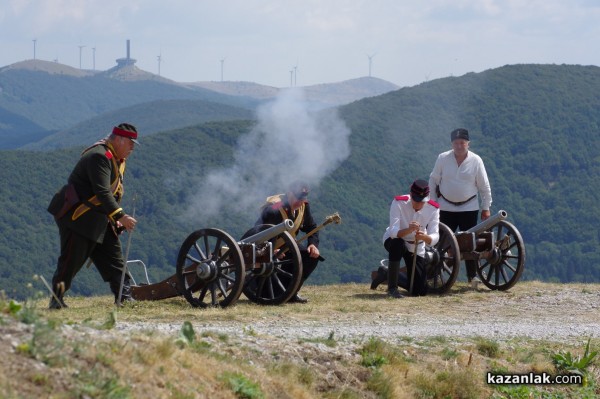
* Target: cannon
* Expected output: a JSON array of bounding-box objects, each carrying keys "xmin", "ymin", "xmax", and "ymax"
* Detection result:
[
  {"xmin": 372, "ymin": 210, "xmax": 526, "ymax": 294},
  {"xmin": 130, "ymin": 213, "xmax": 341, "ymax": 308},
  {"xmin": 130, "ymin": 219, "xmax": 301, "ymax": 308}
]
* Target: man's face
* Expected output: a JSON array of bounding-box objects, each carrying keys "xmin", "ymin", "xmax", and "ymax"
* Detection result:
[
  {"xmin": 452, "ymin": 138, "xmax": 469, "ymax": 156},
  {"xmin": 115, "ymin": 136, "xmax": 135, "ymax": 159},
  {"xmin": 288, "ymin": 192, "xmax": 307, "ymax": 210},
  {"xmin": 411, "ymin": 200, "xmax": 425, "ymax": 211}
]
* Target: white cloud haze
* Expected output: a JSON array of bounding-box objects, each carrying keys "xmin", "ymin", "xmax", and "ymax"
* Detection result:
[{"xmin": 185, "ymin": 88, "xmax": 351, "ymax": 221}]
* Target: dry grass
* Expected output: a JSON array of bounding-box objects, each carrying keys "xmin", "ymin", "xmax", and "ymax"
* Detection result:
[
  {"xmin": 26, "ymin": 280, "xmax": 600, "ymax": 325},
  {"xmin": 1, "ymin": 281, "xmax": 599, "ymax": 398}
]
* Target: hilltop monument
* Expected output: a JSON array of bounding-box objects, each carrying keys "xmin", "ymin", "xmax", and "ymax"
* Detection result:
[{"xmin": 115, "ymin": 39, "xmax": 136, "ymax": 67}]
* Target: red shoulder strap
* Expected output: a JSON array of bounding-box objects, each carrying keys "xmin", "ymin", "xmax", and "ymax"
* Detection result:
[
  {"xmin": 427, "ymin": 199, "xmax": 440, "ymax": 208},
  {"xmin": 394, "ymin": 195, "xmax": 409, "ymax": 201},
  {"xmin": 271, "ymin": 201, "xmax": 284, "ymax": 210}
]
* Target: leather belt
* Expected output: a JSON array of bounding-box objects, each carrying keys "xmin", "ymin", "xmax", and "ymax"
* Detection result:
[{"xmin": 440, "ymin": 192, "xmax": 476, "ymax": 206}]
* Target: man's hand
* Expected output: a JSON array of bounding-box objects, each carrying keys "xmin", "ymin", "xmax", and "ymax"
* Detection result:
[
  {"xmin": 415, "ymin": 230, "xmax": 431, "ymax": 245},
  {"xmin": 409, "ymin": 221, "xmax": 420, "ymax": 233},
  {"xmin": 481, "ymin": 210, "xmax": 491, "ymax": 221},
  {"xmin": 307, "ymin": 244, "xmax": 320, "ymax": 259},
  {"xmin": 120, "ymin": 214, "xmax": 137, "ymax": 232}
]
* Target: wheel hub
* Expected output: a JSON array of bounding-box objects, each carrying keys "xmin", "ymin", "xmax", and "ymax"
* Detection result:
[
  {"xmin": 424, "ymin": 249, "xmax": 440, "ymax": 266},
  {"xmin": 488, "ymin": 248, "xmax": 503, "ymax": 265},
  {"xmin": 196, "ymin": 261, "xmax": 219, "ymax": 281},
  {"xmin": 253, "ymin": 262, "xmax": 276, "ymax": 276}
]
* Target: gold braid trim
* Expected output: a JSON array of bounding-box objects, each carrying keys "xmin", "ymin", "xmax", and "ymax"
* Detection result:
[{"xmin": 71, "ymin": 143, "xmax": 126, "ymax": 221}]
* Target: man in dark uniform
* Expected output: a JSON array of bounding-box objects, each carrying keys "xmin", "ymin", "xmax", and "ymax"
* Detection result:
[
  {"xmin": 253, "ymin": 181, "xmax": 321, "ymax": 303},
  {"xmin": 47, "ymin": 123, "xmax": 139, "ymax": 309}
]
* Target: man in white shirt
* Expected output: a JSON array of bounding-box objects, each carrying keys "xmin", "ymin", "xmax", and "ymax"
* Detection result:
[
  {"xmin": 429, "ymin": 128, "xmax": 492, "ymax": 283},
  {"xmin": 382, "ymin": 179, "xmax": 440, "ymax": 298}
]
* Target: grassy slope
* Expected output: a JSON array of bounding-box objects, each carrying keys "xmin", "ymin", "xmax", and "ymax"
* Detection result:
[{"xmin": 1, "ymin": 281, "xmax": 599, "ymax": 398}]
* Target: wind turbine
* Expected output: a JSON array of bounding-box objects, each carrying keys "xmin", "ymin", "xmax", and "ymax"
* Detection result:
[
  {"xmin": 157, "ymin": 52, "xmax": 162, "ymax": 76},
  {"xmin": 220, "ymin": 57, "xmax": 226, "ymax": 82},
  {"xmin": 367, "ymin": 53, "xmax": 377, "ymax": 77},
  {"xmin": 293, "ymin": 64, "xmax": 298, "ymax": 87},
  {"xmin": 78, "ymin": 45, "xmax": 86, "ymax": 69},
  {"xmin": 32, "ymin": 39, "xmax": 37, "ymax": 60},
  {"xmin": 92, "ymin": 47, "xmax": 96, "ymax": 70}
]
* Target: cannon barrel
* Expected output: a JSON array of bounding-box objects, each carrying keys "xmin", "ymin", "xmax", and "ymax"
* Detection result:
[
  {"xmin": 466, "ymin": 210, "xmax": 507, "ymax": 234},
  {"xmin": 239, "ymin": 219, "xmax": 294, "ymax": 245}
]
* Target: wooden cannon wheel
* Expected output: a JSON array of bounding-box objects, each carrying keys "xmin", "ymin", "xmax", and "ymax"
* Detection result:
[
  {"xmin": 175, "ymin": 228, "xmax": 245, "ymax": 308},
  {"xmin": 477, "ymin": 220, "xmax": 525, "ymax": 291},
  {"xmin": 427, "ymin": 222, "xmax": 461, "ymax": 294},
  {"xmin": 241, "ymin": 225, "xmax": 303, "ymax": 305}
]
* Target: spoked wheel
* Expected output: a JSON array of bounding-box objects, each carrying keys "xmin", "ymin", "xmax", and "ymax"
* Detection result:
[
  {"xmin": 427, "ymin": 222, "xmax": 461, "ymax": 294},
  {"xmin": 176, "ymin": 228, "xmax": 245, "ymax": 308},
  {"xmin": 478, "ymin": 220, "xmax": 525, "ymax": 291},
  {"xmin": 241, "ymin": 225, "xmax": 303, "ymax": 305}
]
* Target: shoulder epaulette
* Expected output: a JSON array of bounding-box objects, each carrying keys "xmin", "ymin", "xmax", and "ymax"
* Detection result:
[
  {"xmin": 271, "ymin": 201, "xmax": 284, "ymax": 210},
  {"xmin": 394, "ymin": 195, "xmax": 410, "ymax": 201},
  {"xmin": 105, "ymin": 150, "xmax": 113, "ymax": 159},
  {"xmin": 427, "ymin": 199, "xmax": 440, "ymax": 208}
]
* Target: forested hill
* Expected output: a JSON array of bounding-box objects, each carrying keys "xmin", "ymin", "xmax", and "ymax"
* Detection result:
[
  {"xmin": 1, "ymin": 64, "xmax": 599, "ymax": 299},
  {"xmin": 329, "ymin": 63, "xmax": 600, "ymax": 284}
]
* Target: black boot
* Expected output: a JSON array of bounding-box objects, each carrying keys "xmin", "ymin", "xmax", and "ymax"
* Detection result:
[
  {"xmin": 466, "ymin": 261, "xmax": 481, "ymax": 287},
  {"xmin": 387, "ymin": 261, "xmax": 404, "ymax": 298},
  {"xmin": 120, "ymin": 283, "xmax": 136, "ymax": 304},
  {"xmin": 110, "ymin": 277, "xmax": 136, "ymax": 306},
  {"xmin": 289, "ymin": 276, "xmax": 310, "ymax": 304},
  {"xmin": 48, "ymin": 282, "xmax": 68, "ymax": 309},
  {"xmin": 288, "ymin": 294, "xmax": 309, "ymax": 304},
  {"xmin": 288, "ymin": 255, "xmax": 318, "ymax": 304},
  {"xmin": 370, "ymin": 266, "xmax": 388, "ymax": 290},
  {"xmin": 49, "ymin": 296, "xmax": 68, "ymax": 309}
]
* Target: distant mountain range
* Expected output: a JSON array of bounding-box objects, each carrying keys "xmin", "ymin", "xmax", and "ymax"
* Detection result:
[
  {"xmin": 186, "ymin": 77, "xmax": 399, "ymax": 108},
  {"xmin": 0, "ymin": 59, "xmax": 398, "ymax": 150}
]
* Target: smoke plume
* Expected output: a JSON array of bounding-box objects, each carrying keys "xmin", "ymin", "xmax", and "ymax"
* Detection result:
[{"xmin": 186, "ymin": 88, "xmax": 351, "ymax": 222}]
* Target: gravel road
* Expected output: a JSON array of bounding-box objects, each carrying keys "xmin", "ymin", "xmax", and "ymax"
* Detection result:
[{"xmin": 116, "ymin": 283, "xmax": 600, "ymax": 344}]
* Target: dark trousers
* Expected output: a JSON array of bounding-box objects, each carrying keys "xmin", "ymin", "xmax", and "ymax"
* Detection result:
[
  {"xmin": 52, "ymin": 223, "xmax": 128, "ymax": 298},
  {"xmin": 440, "ymin": 210, "xmax": 479, "ymax": 279},
  {"xmin": 300, "ymin": 251, "xmax": 319, "ymax": 278},
  {"xmin": 384, "ymin": 237, "xmax": 428, "ymax": 296},
  {"xmin": 295, "ymin": 249, "xmax": 319, "ymax": 292}
]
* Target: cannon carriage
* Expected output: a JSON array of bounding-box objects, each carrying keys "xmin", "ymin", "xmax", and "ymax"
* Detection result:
[
  {"xmin": 130, "ymin": 213, "xmax": 340, "ymax": 308},
  {"xmin": 374, "ymin": 210, "xmax": 526, "ymax": 294}
]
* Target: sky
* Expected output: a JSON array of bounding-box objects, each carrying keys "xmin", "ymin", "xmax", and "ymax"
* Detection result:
[{"xmin": 1, "ymin": 0, "xmax": 600, "ymax": 88}]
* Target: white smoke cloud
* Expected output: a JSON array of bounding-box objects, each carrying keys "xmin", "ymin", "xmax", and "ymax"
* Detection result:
[{"xmin": 186, "ymin": 88, "xmax": 351, "ymax": 222}]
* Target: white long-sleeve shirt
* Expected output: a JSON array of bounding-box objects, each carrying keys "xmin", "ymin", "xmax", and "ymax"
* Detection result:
[
  {"xmin": 382, "ymin": 195, "xmax": 440, "ymax": 256},
  {"xmin": 429, "ymin": 150, "xmax": 492, "ymax": 212}
]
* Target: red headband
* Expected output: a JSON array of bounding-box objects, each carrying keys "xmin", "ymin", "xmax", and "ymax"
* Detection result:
[{"xmin": 112, "ymin": 126, "xmax": 138, "ymax": 140}]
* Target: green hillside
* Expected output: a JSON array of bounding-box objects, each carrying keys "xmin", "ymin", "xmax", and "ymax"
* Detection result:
[
  {"xmin": 1, "ymin": 64, "xmax": 599, "ymax": 300},
  {"xmin": 23, "ymin": 99, "xmax": 255, "ymax": 150},
  {"xmin": 0, "ymin": 65, "xmax": 260, "ymax": 149}
]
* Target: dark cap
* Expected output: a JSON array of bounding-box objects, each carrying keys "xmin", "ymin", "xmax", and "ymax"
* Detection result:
[
  {"xmin": 450, "ymin": 128, "xmax": 469, "ymax": 142},
  {"xmin": 289, "ymin": 181, "xmax": 309, "ymax": 200},
  {"xmin": 410, "ymin": 179, "xmax": 430, "ymax": 202},
  {"xmin": 113, "ymin": 123, "xmax": 140, "ymax": 145}
]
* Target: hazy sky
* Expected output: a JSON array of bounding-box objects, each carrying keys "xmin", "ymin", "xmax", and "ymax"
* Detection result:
[{"xmin": 1, "ymin": 0, "xmax": 599, "ymax": 88}]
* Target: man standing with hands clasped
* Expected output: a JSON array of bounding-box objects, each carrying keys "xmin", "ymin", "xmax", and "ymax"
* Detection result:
[{"xmin": 429, "ymin": 128, "xmax": 492, "ymax": 285}]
